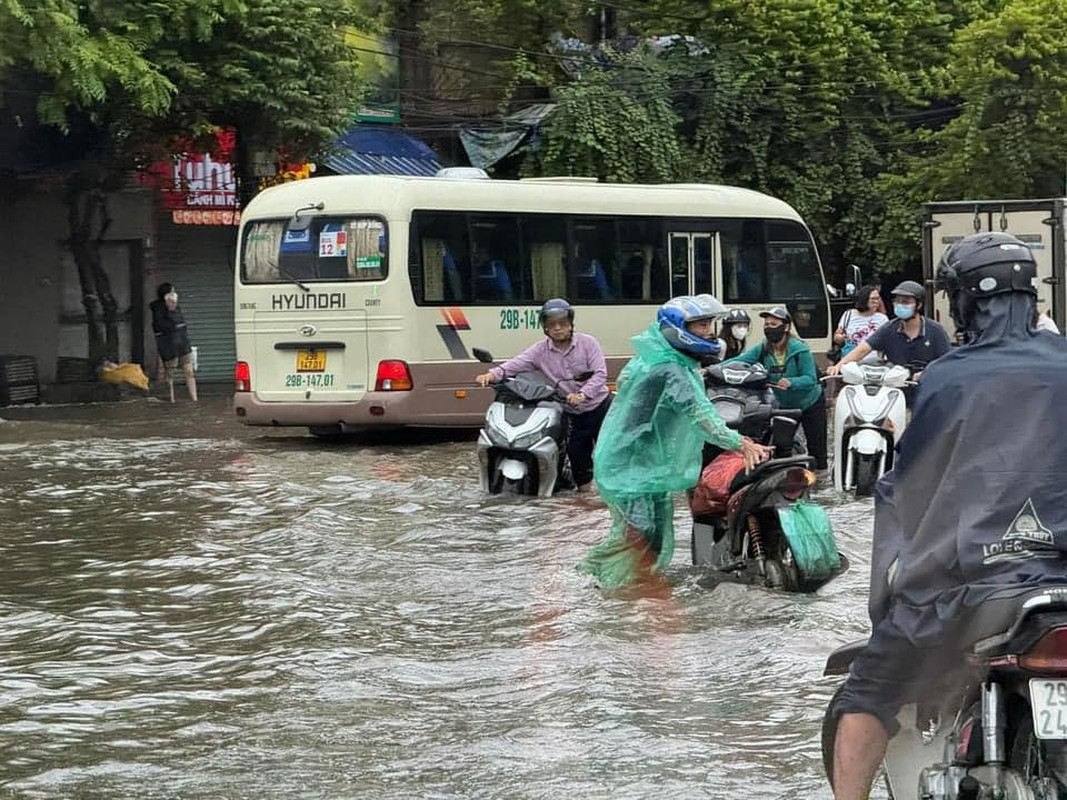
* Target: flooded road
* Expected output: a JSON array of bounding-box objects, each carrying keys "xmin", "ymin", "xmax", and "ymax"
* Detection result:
[{"xmin": 0, "ymin": 396, "xmax": 883, "ymax": 799}]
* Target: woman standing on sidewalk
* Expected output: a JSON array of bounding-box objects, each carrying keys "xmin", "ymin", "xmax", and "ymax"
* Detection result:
[{"xmin": 150, "ymin": 282, "xmax": 198, "ymax": 403}]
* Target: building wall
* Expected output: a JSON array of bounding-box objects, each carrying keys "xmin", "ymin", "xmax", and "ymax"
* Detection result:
[{"xmin": 0, "ymin": 182, "xmax": 153, "ymax": 384}]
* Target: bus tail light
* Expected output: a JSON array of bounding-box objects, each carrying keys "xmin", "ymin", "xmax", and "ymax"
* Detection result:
[
  {"xmin": 235, "ymin": 361, "xmax": 252, "ymax": 392},
  {"xmin": 375, "ymin": 360, "xmax": 413, "ymax": 391}
]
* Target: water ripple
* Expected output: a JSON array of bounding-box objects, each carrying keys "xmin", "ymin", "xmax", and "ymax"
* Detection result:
[{"xmin": 0, "ymin": 407, "xmax": 884, "ymax": 799}]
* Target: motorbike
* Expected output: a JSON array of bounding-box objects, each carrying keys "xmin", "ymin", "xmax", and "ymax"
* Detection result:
[
  {"xmin": 689, "ymin": 362, "xmax": 843, "ymax": 592},
  {"xmin": 473, "ymin": 348, "xmax": 592, "ymax": 498},
  {"xmin": 822, "ymin": 585, "xmax": 1067, "ymax": 799},
  {"xmin": 825, "ymin": 361, "xmax": 912, "ymax": 495}
]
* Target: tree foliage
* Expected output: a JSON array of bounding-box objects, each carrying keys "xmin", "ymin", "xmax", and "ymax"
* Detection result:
[
  {"xmin": 0, "ymin": 0, "xmax": 371, "ymax": 362},
  {"xmin": 517, "ymin": 49, "xmax": 683, "ymax": 183},
  {"xmin": 489, "ymin": 0, "xmax": 1034, "ymax": 278}
]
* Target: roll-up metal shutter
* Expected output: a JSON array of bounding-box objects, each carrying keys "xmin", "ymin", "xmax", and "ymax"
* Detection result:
[{"xmin": 155, "ymin": 221, "xmax": 238, "ymax": 382}]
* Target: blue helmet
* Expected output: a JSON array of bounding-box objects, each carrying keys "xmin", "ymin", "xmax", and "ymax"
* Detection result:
[{"xmin": 658, "ymin": 294, "xmax": 728, "ymax": 359}]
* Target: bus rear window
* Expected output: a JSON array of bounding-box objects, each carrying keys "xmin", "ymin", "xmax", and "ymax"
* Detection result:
[{"xmin": 241, "ymin": 217, "xmax": 387, "ymax": 283}]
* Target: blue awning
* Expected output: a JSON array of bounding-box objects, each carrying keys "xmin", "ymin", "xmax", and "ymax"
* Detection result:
[{"xmin": 322, "ymin": 125, "xmax": 442, "ymax": 177}]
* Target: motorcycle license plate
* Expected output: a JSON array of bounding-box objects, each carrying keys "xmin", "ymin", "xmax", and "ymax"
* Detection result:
[
  {"xmin": 1029, "ymin": 679, "xmax": 1067, "ymax": 739},
  {"xmin": 296, "ymin": 350, "xmax": 326, "ymax": 372}
]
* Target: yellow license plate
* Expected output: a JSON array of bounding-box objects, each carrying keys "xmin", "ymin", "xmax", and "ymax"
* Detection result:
[{"xmin": 296, "ymin": 350, "xmax": 327, "ymax": 372}]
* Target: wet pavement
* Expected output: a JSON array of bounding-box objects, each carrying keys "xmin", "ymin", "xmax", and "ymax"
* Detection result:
[{"xmin": 0, "ymin": 394, "xmax": 883, "ymax": 799}]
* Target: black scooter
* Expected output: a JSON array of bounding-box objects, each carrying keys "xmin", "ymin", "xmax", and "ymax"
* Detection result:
[{"xmin": 689, "ymin": 362, "xmax": 844, "ymax": 591}]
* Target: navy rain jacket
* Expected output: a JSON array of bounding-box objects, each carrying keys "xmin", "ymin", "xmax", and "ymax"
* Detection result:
[{"xmin": 869, "ymin": 292, "xmax": 1067, "ymax": 646}]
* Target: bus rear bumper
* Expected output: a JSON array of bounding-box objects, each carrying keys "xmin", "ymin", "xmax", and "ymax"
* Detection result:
[{"xmin": 232, "ymin": 390, "xmax": 489, "ymax": 429}]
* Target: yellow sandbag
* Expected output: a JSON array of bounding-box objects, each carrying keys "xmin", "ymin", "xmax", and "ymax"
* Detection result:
[{"xmin": 101, "ymin": 362, "xmax": 149, "ymax": 391}]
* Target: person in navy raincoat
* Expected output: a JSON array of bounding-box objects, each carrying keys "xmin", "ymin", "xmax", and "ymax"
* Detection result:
[{"xmin": 828, "ymin": 233, "xmax": 1067, "ymax": 800}]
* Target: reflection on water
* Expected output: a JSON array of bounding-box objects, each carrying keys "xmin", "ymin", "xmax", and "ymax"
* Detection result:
[{"xmin": 0, "ymin": 398, "xmax": 884, "ymax": 799}]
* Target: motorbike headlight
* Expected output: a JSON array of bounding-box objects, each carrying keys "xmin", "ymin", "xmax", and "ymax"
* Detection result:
[
  {"xmin": 488, "ymin": 426, "xmax": 510, "ymax": 448},
  {"xmin": 512, "ymin": 425, "xmax": 549, "ymax": 450}
]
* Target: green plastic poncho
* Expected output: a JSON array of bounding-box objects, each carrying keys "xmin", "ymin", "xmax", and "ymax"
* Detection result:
[{"xmin": 578, "ymin": 324, "xmax": 743, "ymax": 589}]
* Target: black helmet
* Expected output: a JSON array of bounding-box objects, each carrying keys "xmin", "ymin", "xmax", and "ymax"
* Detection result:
[
  {"xmin": 890, "ymin": 280, "xmax": 926, "ymax": 309},
  {"xmin": 539, "ymin": 298, "xmax": 574, "ymax": 327},
  {"xmin": 936, "ymin": 232, "xmax": 1037, "ymax": 332},
  {"xmin": 722, "ymin": 308, "xmax": 751, "ymax": 326}
]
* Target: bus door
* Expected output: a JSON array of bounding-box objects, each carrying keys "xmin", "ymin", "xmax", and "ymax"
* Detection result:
[{"xmin": 669, "ymin": 232, "xmax": 719, "ymax": 297}]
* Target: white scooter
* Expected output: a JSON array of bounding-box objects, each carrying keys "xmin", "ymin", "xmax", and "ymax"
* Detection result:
[
  {"xmin": 473, "ymin": 348, "xmax": 592, "ymax": 498},
  {"xmin": 826, "ymin": 362, "xmax": 911, "ymax": 495}
]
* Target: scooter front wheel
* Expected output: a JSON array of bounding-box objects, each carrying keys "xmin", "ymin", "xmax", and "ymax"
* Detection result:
[{"xmin": 853, "ymin": 453, "xmax": 881, "ymax": 497}]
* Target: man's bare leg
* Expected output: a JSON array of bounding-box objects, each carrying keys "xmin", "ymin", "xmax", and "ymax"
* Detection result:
[
  {"xmin": 182, "ymin": 362, "xmax": 198, "ymax": 402},
  {"xmin": 833, "ymin": 712, "xmax": 888, "ymax": 800}
]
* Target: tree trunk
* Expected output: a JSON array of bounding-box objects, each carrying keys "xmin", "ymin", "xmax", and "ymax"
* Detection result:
[{"xmin": 65, "ymin": 175, "xmax": 120, "ymax": 367}]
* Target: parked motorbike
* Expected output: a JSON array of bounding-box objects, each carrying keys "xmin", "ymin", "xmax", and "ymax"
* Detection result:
[
  {"xmin": 689, "ymin": 362, "xmax": 843, "ymax": 592},
  {"xmin": 473, "ymin": 348, "xmax": 592, "ymax": 498},
  {"xmin": 822, "ymin": 585, "xmax": 1067, "ymax": 799},
  {"xmin": 825, "ymin": 362, "xmax": 912, "ymax": 495}
]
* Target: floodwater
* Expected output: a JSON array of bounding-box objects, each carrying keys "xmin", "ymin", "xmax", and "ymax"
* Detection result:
[{"xmin": 0, "ymin": 395, "xmax": 884, "ymax": 799}]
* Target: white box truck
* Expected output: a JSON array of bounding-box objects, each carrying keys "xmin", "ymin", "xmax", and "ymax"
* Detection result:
[{"xmin": 921, "ymin": 199, "xmax": 1065, "ymax": 338}]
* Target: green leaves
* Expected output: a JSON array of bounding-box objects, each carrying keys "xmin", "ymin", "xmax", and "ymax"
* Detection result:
[
  {"xmin": 0, "ymin": 0, "xmax": 367, "ymax": 164},
  {"xmin": 502, "ymin": 0, "xmax": 1032, "ymax": 275},
  {"xmin": 527, "ymin": 48, "xmax": 683, "ymax": 183}
]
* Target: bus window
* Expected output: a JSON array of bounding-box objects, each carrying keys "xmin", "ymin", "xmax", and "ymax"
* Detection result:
[
  {"xmin": 470, "ymin": 218, "xmax": 523, "ymax": 303},
  {"xmin": 571, "ymin": 219, "xmax": 618, "ymax": 301},
  {"xmin": 617, "ymin": 219, "xmax": 668, "ymax": 302},
  {"xmin": 765, "ymin": 220, "xmax": 822, "ymax": 300},
  {"xmin": 522, "ymin": 215, "xmax": 567, "ymax": 300},
  {"xmin": 241, "ymin": 217, "xmax": 387, "ymax": 283},
  {"xmin": 721, "ymin": 219, "xmax": 768, "ymax": 303},
  {"xmin": 415, "ymin": 211, "xmax": 469, "ymax": 303}
]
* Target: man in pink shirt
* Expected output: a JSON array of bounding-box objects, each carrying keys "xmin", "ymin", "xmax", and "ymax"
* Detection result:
[{"xmin": 476, "ymin": 298, "xmax": 612, "ymax": 492}]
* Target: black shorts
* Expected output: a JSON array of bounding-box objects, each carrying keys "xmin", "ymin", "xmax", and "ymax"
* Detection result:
[{"xmin": 830, "ymin": 616, "xmax": 958, "ymax": 736}]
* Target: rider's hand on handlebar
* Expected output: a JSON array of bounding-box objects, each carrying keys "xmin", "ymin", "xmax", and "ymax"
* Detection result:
[
  {"xmin": 825, "ymin": 363, "xmax": 842, "ymax": 377},
  {"xmin": 475, "ymin": 372, "xmax": 494, "ymax": 387},
  {"xmin": 566, "ymin": 392, "xmax": 585, "ymax": 407},
  {"xmin": 740, "ymin": 437, "xmax": 773, "ymax": 473}
]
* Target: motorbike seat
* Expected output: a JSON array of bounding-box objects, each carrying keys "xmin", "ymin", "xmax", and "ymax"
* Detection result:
[
  {"xmin": 969, "ymin": 584, "xmax": 1067, "ymax": 656},
  {"xmin": 823, "ymin": 638, "xmax": 869, "ymax": 676},
  {"xmin": 822, "ymin": 585, "xmax": 1067, "ymax": 677},
  {"xmin": 728, "ymin": 454, "xmax": 815, "ymax": 493}
]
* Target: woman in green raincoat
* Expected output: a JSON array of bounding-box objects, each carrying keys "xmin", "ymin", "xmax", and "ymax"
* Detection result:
[{"xmin": 578, "ymin": 295, "xmax": 771, "ymax": 589}]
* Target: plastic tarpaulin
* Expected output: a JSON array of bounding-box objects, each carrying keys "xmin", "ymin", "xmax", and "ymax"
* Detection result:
[
  {"xmin": 322, "ymin": 125, "xmax": 442, "ymax": 177},
  {"xmin": 459, "ymin": 104, "xmax": 555, "ymax": 170},
  {"xmin": 777, "ymin": 501, "xmax": 839, "ymax": 579}
]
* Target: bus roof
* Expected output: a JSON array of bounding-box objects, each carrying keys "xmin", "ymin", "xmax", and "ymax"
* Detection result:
[{"xmin": 242, "ymin": 174, "xmax": 804, "ymax": 222}]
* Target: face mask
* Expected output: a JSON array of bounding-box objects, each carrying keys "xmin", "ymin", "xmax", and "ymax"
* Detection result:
[
  {"xmin": 764, "ymin": 327, "xmax": 786, "ymax": 343},
  {"xmin": 731, "ymin": 326, "xmax": 749, "ymax": 341},
  {"xmin": 894, "ymin": 303, "xmax": 915, "ymax": 320}
]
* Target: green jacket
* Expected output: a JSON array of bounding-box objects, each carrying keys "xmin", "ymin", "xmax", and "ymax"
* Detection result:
[
  {"xmin": 593, "ymin": 324, "xmax": 742, "ymax": 500},
  {"xmin": 725, "ymin": 336, "xmax": 822, "ymax": 412}
]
